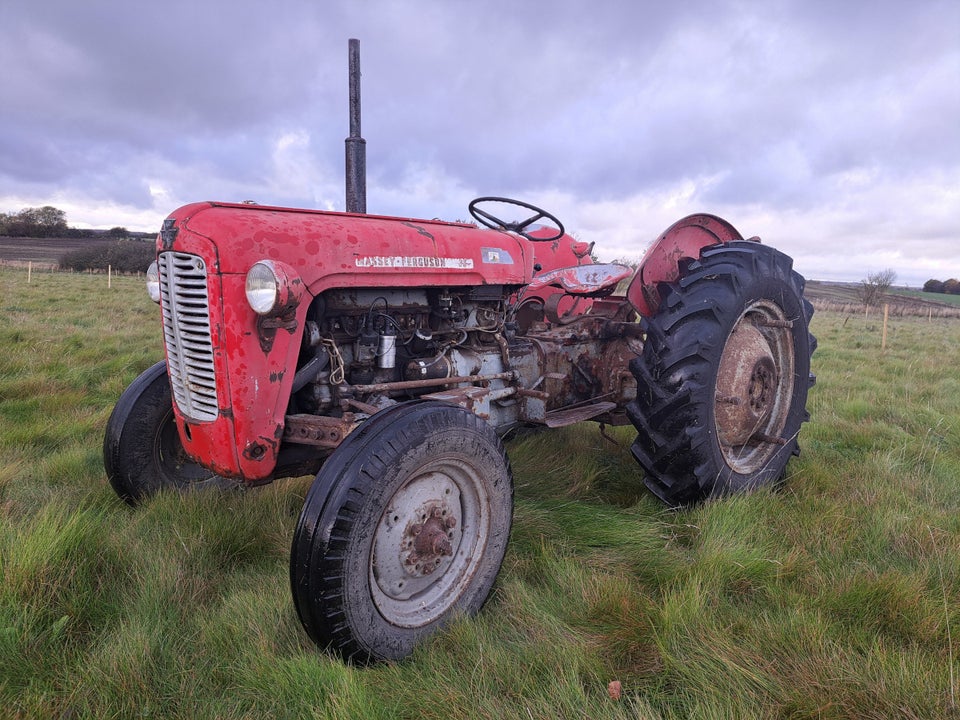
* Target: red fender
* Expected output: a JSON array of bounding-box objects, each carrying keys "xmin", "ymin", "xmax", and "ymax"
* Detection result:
[{"xmin": 627, "ymin": 213, "xmax": 753, "ymax": 317}]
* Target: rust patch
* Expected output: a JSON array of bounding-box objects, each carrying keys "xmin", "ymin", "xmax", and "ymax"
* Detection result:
[
  {"xmin": 242, "ymin": 441, "xmax": 268, "ymax": 461},
  {"xmin": 282, "ymin": 413, "xmax": 360, "ymax": 449},
  {"xmin": 715, "ymin": 323, "xmax": 777, "ymax": 446},
  {"xmin": 401, "ymin": 222, "xmax": 435, "ymax": 241},
  {"xmin": 402, "ymin": 504, "xmax": 456, "ymax": 577}
]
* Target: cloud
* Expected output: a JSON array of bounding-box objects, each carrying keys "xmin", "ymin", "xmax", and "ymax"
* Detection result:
[{"xmin": 0, "ymin": 0, "xmax": 957, "ymax": 286}]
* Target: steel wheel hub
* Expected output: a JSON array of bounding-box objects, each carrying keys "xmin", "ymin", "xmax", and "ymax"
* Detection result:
[
  {"xmin": 714, "ymin": 301, "xmax": 795, "ymax": 474},
  {"xmin": 401, "ymin": 502, "xmax": 458, "ymax": 577},
  {"xmin": 716, "ymin": 323, "xmax": 778, "ymax": 446},
  {"xmin": 369, "ymin": 460, "xmax": 489, "ymax": 628}
]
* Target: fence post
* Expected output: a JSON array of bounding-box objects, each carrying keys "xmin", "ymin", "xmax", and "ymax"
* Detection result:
[
  {"xmin": 108, "ymin": 265, "xmax": 112, "ymax": 289},
  {"xmin": 28, "ymin": 261, "xmax": 32, "ymax": 284},
  {"xmin": 881, "ymin": 303, "xmax": 889, "ymax": 350}
]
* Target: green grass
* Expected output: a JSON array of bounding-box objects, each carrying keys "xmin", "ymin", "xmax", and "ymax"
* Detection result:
[
  {"xmin": 897, "ymin": 288, "xmax": 960, "ymax": 307},
  {"xmin": 1, "ymin": 267, "xmax": 958, "ymax": 719}
]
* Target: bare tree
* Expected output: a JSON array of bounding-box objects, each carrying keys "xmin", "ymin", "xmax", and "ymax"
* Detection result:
[{"xmin": 858, "ymin": 268, "xmax": 897, "ymax": 308}]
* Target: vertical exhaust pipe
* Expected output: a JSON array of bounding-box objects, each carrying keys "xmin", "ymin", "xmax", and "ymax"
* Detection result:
[{"xmin": 345, "ymin": 38, "xmax": 367, "ymax": 214}]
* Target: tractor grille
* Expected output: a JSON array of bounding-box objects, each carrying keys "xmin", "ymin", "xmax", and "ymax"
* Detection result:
[{"xmin": 158, "ymin": 251, "xmax": 219, "ymax": 422}]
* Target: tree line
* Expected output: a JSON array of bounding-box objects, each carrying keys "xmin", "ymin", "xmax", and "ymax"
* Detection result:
[
  {"xmin": 0, "ymin": 205, "xmax": 140, "ymax": 239},
  {"xmin": 922, "ymin": 278, "xmax": 960, "ymax": 295},
  {"xmin": 0, "ymin": 205, "xmax": 156, "ymax": 273},
  {"xmin": 0, "ymin": 206, "xmax": 69, "ymax": 237}
]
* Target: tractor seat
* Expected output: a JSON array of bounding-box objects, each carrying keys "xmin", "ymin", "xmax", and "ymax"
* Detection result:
[{"xmin": 526, "ymin": 263, "xmax": 633, "ymax": 296}]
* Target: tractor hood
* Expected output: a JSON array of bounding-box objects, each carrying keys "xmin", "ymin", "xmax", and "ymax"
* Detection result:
[{"xmin": 161, "ymin": 201, "xmax": 536, "ymax": 293}]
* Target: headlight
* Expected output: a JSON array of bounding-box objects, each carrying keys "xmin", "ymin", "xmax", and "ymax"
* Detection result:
[
  {"xmin": 245, "ymin": 260, "xmax": 304, "ymax": 316},
  {"xmin": 146, "ymin": 261, "xmax": 160, "ymax": 303},
  {"xmin": 245, "ymin": 261, "xmax": 279, "ymax": 314}
]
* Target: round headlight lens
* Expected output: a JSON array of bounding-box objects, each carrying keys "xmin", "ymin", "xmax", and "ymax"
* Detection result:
[
  {"xmin": 146, "ymin": 261, "xmax": 160, "ymax": 303},
  {"xmin": 245, "ymin": 261, "xmax": 280, "ymax": 315}
]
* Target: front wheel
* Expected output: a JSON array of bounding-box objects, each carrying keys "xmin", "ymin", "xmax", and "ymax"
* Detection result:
[
  {"xmin": 290, "ymin": 401, "xmax": 513, "ymax": 663},
  {"xmin": 627, "ymin": 242, "xmax": 816, "ymax": 505},
  {"xmin": 103, "ymin": 361, "xmax": 237, "ymax": 504}
]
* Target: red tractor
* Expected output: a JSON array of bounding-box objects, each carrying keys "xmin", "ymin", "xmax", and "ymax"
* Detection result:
[{"xmin": 103, "ymin": 44, "xmax": 814, "ymax": 663}]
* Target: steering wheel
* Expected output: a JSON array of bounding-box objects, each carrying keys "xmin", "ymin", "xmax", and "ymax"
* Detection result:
[{"xmin": 468, "ymin": 196, "xmax": 565, "ymax": 242}]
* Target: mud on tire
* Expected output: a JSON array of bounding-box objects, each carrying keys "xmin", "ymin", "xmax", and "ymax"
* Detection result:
[{"xmin": 626, "ymin": 241, "xmax": 816, "ymax": 506}]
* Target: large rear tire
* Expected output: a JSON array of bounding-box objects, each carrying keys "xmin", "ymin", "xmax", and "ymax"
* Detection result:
[
  {"xmin": 290, "ymin": 401, "xmax": 513, "ymax": 663},
  {"xmin": 627, "ymin": 242, "xmax": 816, "ymax": 505},
  {"xmin": 103, "ymin": 361, "xmax": 237, "ymax": 504}
]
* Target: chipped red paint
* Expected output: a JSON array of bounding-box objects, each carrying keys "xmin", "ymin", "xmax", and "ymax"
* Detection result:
[
  {"xmin": 161, "ymin": 224, "xmax": 306, "ymax": 481},
  {"xmin": 627, "ymin": 214, "xmax": 753, "ymax": 317},
  {"xmin": 526, "ymin": 263, "xmax": 632, "ymax": 295}
]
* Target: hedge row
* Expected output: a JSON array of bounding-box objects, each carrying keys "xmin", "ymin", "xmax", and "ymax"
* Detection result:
[{"xmin": 59, "ymin": 240, "xmax": 156, "ymax": 274}]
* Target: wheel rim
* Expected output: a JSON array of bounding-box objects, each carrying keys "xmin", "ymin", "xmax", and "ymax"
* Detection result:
[
  {"xmin": 369, "ymin": 456, "xmax": 490, "ymax": 628},
  {"xmin": 714, "ymin": 300, "xmax": 796, "ymax": 474}
]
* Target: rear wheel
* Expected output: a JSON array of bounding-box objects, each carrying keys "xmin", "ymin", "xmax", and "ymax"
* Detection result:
[
  {"xmin": 290, "ymin": 401, "xmax": 513, "ymax": 663},
  {"xmin": 627, "ymin": 242, "xmax": 816, "ymax": 505},
  {"xmin": 103, "ymin": 361, "xmax": 236, "ymax": 504}
]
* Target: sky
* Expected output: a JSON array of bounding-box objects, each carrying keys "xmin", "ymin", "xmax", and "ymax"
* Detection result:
[{"xmin": 1, "ymin": 0, "xmax": 958, "ymax": 286}]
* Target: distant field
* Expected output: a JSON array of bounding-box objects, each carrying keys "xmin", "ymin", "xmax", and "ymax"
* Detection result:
[
  {"xmin": 1, "ymin": 267, "xmax": 957, "ymax": 719},
  {"xmin": 0, "ymin": 235, "xmax": 153, "ymax": 270},
  {"xmin": 897, "ymin": 287, "xmax": 960, "ymax": 308},
  {"xmin": 805, "ymin": 279, "xmax": 960, "ymax": 317},
  {"xmin": 0, "ymin": 236, "xmax": 121, "ymax": 268}
]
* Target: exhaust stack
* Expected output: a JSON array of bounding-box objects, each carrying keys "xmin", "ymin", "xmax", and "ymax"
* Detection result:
[{"xmin": 345, "ymin": 38, "xmax": 367, "ymax": 214}]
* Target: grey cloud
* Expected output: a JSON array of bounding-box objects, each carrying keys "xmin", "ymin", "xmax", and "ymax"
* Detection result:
[{"xmin": 0, "ymin": 0, "xmax": 957, "ymax": 284}]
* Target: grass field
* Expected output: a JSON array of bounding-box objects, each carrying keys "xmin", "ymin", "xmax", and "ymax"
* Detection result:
[{"xmin": 1, "ymin": 267, "xmax": 958, "ymax": 719}]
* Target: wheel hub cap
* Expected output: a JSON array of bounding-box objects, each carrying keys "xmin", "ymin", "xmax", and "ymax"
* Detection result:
[{"xmin": 716, "ymin": 322, "xmax": 778, "ymax": 446}]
